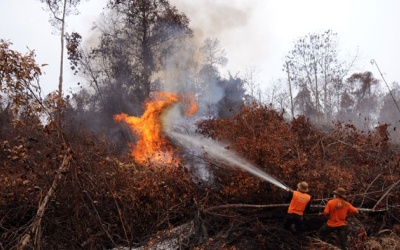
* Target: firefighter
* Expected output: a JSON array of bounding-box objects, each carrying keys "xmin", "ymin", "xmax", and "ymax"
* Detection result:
[
  {"xmin": 318, "ymin": 187, "xmax": 358, "ymax": 250},
  {"xmin": 283, "ymin": 181, "xmax": 311, "ymax": 235}
]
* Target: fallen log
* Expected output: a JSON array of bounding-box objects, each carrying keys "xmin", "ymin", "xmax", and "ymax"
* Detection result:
[{"xmin": 17, "ymin": 153, "xmax": 72, "ymax": 250}]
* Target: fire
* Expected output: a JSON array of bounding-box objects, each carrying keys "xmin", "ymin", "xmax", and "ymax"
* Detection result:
[
  {"xmin": 114, "ymin": 91, "xmax": 198, "ymax": 165},
  {"xmin": 180, "ymin": 92, "xmax": 199, "ymax": 116}
]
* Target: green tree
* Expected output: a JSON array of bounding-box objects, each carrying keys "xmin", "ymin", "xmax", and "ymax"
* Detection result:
[
  {"xmin": 284, "ymin": 30, "xmax": 353, "ymax": 124},
  {"xmin": 64, "ymin": 0, "xmax": 192, "ymax": 152},
  {"xmin": 338, "ymin": 71, "xmax": 380, "ymax": 130},
  {"xmin": 103, "ymin": 0, "xmax": 192, "ymax": 107},
  {"xmin": 71, "ymin": 0, "xmax": 192, "ymax": 117}
]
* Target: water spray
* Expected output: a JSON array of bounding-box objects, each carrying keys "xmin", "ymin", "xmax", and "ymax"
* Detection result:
[
  {"xmin": 166, "ymin": 130, "xmax": 290, "ymax": 191},
  {"xmin": 166, "ymin": 130, "xmax": 389, "ymax": 214}
]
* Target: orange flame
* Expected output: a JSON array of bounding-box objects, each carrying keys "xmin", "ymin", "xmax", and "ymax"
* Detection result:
[
  {"xmin": 114, "ymin": 91, "xmax": 198, "ymax": 165},
  {"xmin": 180, "ymin": 92, "xmax": 199, "ymax": 116}
]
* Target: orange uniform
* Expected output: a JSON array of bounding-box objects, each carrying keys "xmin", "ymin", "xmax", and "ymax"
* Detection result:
[
  {"xmin": 323, "ymin": 198, "xmax": 358, "ymax": 227},
  {"xmin": 287, "ymin": 190, "xmax": 311, "ymax": 216}
]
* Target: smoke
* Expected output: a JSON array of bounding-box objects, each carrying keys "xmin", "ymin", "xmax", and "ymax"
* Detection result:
[
  {"xmin": 171, "ymin": 0, "xmax": 251, "ymax": 42},
  {"xmin": 169, "ymin": 0, "xmax": 274, "ymax": 79},
  {"xmin": 158, "ymin": 1, "xmax": 248, "ymax": 177},
  {"xmin": 159, "ymin": 34, "xmax": 226, "ymax": 121}
]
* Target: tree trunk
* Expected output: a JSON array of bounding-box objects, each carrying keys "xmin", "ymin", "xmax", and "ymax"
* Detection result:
[
  {"xmin": 57, "ymin": 0, "xmax": 67, "ymax": 133},
  {"xmin": 17, "ymin": 154, "xmax": 71, "ymax": 250},
  {"xmin": 286, "ymin": 62, "xmax": 295, "ymax": 119}
]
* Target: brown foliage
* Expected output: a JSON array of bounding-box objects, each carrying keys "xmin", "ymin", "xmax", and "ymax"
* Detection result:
[
  {"xmin": 1, "ymin": 99, "xmax": 399, "ymax": 249},
  {"xmin": 0, "ymin": 39, "xmax": 42, "ymax": 115},
  {"xmin": 196, "ymin": 103, "xmax": 400, "ymax": 247},
  {"xmin": 198, "ymin": 104, "xmax": 399, "ymax": 201},
  {"xmin": 0, "ymin": 119, "xmax": 197, "ymax": 249},
  {"xmin": 1, "ymin": 42, "xmax": 399, "ymax": 248}
]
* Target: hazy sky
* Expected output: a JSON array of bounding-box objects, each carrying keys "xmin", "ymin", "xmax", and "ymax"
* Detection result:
[{"xmin": 1, "ymin": 0, "xmax": 399, "ymax": 96}]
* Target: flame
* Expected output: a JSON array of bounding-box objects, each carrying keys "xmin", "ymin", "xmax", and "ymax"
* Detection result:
[
  {"xmin": 114, "ymin": 91, "xmax": 198, "ymax": 165},
  {"xmin": 180, "ymin": 92, "xmax": 199, "ymax": 116}
]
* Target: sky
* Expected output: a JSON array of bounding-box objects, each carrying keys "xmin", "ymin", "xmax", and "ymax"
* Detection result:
[{"xmin": 1, "ymin": 0, "xmax": 400, "ymax": 96}]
